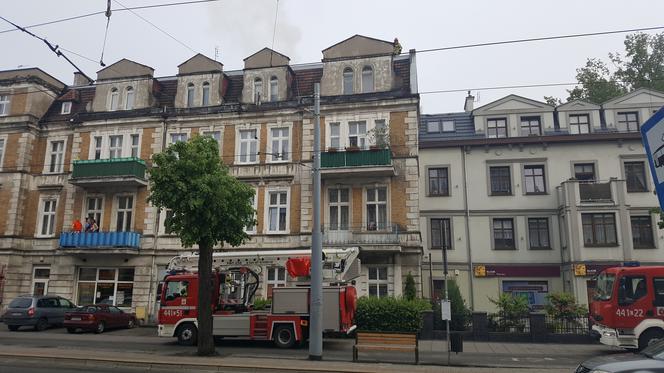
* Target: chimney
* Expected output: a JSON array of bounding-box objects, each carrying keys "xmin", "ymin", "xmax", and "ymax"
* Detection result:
[
  {"xmin": 464, "ymin": 91, "xmax": 475, "ymax": 112},
  {"xmin": 73, "ymin": 72, "xmax": 93, "ymax": 86}
]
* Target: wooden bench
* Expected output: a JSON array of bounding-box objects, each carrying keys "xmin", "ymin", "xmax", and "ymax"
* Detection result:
[{"xmin": 353, "ymin": 331, "xmax": 419, "ymax": 364}]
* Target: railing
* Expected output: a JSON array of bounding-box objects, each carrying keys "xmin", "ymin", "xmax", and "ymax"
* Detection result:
[
  {"xmin": 545, "ymin": 315, "xmax": 590, "ymax": 335},
  {"xmin": 579, "ymin": 181, "xmax": 612, "ymax": 202},
  {"xmin": 322, "ymin": 224, "xmax": 401, "ymax": 245},
  {"xmin": 321, "ymin": 148, "xmax": 391, "ymax": 168},
  {"xmin": 487, "ymin": 313, "xmax": 531, "ymax": 333},
  {"xmin": 59, "ymin": 231, "xmax": 141, "ymax": 249},
  {"xmin": 71, "ymin": 157, "xmax": 146, "ymax": 180}
]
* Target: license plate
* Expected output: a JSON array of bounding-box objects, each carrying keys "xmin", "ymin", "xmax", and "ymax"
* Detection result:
[
  {"xmin": 71, "ymin": 317, "xmax": 81, "ymax": 321},
  {"xmin": 12, "ymin": 313, "xmax": 21, "ymax": 316}
]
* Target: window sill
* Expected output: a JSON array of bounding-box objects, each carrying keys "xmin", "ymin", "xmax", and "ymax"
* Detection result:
[
  {"xmin": 489, "ymin": 193, "xmax": 513, "ymax": 197},
  {"xmin": 584, "ymin": 243, "xmax": 619, "ymax": 248},
  {"xmin": 236, "ymin": 161, "xmax": 260, "ymax": 166},
  {"xmin": 493, "ymin": 247, "xmax": 517, "ymax": 251},
  {"xmin": 428, "ymin": 193, "xmax": 450, "ymax": 197},
  {"xmin": 429, "ymin": 247, "xmax": 454, "ymax": 250},
  {"xmin": 35, "ymin": 235, "xmax": 56, "ymax": 239},
  {"xmin": 525, "ymin": 192, "xmax": 548, "ymax": 196},
  {"xmin": 529, "ymin": 247, "xmax": 553, "ymax": 250},
  {"xmin": 264, "ymin": 231, "xmax": 289, "ymax": 236},
  {"xmin": 633, "ymin": 246, "xmax": 657, "ymax": 250}
]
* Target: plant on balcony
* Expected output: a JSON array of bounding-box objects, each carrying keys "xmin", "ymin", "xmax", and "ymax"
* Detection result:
[
  {"xmin": 345, "ymin": 145, "xmax": 360, "ymax": 152},
  {"xmin": 148, "ymin": 135, "xmax": 256, "ymax": 356},
  {"xmin": 368, "ymin": 124, "xmax": 390, "ymax": 150},
  {"xmin": 327, "ymin": 147, "xmax": 338, "ymax": 152}
]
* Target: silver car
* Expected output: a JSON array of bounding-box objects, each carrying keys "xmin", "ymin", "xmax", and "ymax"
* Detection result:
[
  {"xmin": 575, "ymin": 339, "xmax": 664, "ymax": 372},
  {"xmin": 3, "ymin": 295, "xmax": 76, "ymax": 331}
]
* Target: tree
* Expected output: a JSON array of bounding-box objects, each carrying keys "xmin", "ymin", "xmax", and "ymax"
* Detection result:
[
  {"xmin": 545, "ymin": 292, "xmax": 587, "ymax": 322},
  {"xmin": 404, "ymin": 272, "xmax": 416, "ymax": 301},
  {"xmin": 566, "ymin": 58, "xmax": 626, "ymax": 103},
  {"xmin": 433, "ymin": 280, "xmax": 471, "ymax": 331},
  {"xmin": 543, "ymin": 96, "xmax": 562, "ymax": 106},
  {"xmin": 148, "ymin": 135, "xmax": 255, "ymax": 356}
]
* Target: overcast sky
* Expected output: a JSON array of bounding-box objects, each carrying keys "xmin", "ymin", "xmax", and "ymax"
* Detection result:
[{"xmin": 2, "ymin": 0, "xmax": 664, "ymax": 113}]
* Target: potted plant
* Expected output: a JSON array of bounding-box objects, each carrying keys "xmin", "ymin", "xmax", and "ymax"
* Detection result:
[
  {"xmin": 345, "ymin": 145, "xmax": 360, "ymax": 152},
  {"xmin": 327, "ymin": 147, "xmax": 338, "ymax": 152},
  {"xmin": 368, "ymin": 123, "xmax": 390, "ymax": 150}
]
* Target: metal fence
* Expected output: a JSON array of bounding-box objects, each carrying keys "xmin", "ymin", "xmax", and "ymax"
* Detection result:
[
  {"xmin": 487, "ymin": 313, "xmax": 531, "ymax": 333},
  {"xmin": 545, "ymin": 315, "xmax": 590, "ymax": 335}
]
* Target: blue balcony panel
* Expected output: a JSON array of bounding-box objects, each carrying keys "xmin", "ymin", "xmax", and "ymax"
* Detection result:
[{"xmin": 59, "ymin": 232, "xmax": 141, "ymax": 250}]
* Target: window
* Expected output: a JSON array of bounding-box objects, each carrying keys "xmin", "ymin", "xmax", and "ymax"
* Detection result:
[
  {"xmin": 493, "ymin": 218, "xmax": 515, "ymax": 250},
  {"xmin": 269, "ymin": 76, "xmax": 278, "ymax": 102},
  {"xmin": 116, "ymin": 196, "xmax": 133, "ymax": 232},
  {"xmin": 524, "ymin": 165, "xmax": 546, "ymax": 194},
  {"xmin": 618, "ymin": 111, "xmax": 639, "ymax": 132},
  {"xmin": 238, "ymin": 129, "xmax": 258, "ymax": 163},
  {"xmin": 625, "ymin": 161, "xmax": 647, "ymax": 192},
  {"xmin": 266, "ymin": 267, "xmax": 286, "ymax": 299},
  {"xmin": 343, "ymin": 67, "xmax": 354, "ymax": 95},
  {"xmin": 520, "ymin": 116, "xmax": 541, "ymax": 136},
  {"xmin": 86, "ymin": 197, "xmax": 103, "ymax": 229},
  {"xmin": 502, "ymin": 281, "xmax": 549, "ymax": 310},
  {"xmin": 620, "ymin": 276, "xmax": 647, "ymax": 303},
  {"xmin": 76, "ymin": 267, "xmax": 134, "ymax": 307},
  {"xmin": 631, "ymin": 216, "xmax": 654, "ymax": 248},
  {"xmin": 245, "ymin": 191, "xmax": 257, "ymax": 234},
  {"xmin": 267, "ymin": 191, "xmax": 288, "ymax": 233},
  {"xmin": 109, "ymin": 88, "xmax": 119, "ymax": 111},
  {"xmin": 368, "ymin": 267, "xmax": 388, "ymax": 298},
  {"xmin": 93, "ymin": 136, "xmax": 102, "ymax": 160},
  {"xmin": 253, "ymin": 78, "xmax": 263, "ymax": 103},
  {"xmin": 430, "ymin": 218, "xmax": 451, "ymax": 249},
  {"xmin": 0, "ymin": 138, "xmax": 5, "ymax": 169},
  {"xmin": 348, "ymin": 121, "xmax": 367, "ymax": 149},
  {"xmin": 202, "ymin": 131, "xmax": 221, "ymax": 143},
  {"xmin": 39, "ymin": 199, "xmax": 57, "ymax": 236},
  {"xmin": 428, "ymin": 167, "xmax": 449, "ymax": 196},
  {"xmin": 653, "ymin": 278, "xmax": 664, "ymax": 307},
  {"xmin": 163, "ymin": 280, "xmax": 188, "ymax": 301},
  {"xmin": 270, "ymin": 127, "xmax": 289, "ymax": 162},
  {"xmin": 442, "ymin": 120, "xmax": 455, "ymax": 132},
  {"xmin": 366, "ymin": 187, "xmax": 387, "ymax": 231},
  {"xmin": 186, "ymin": 83, "xmax": 195, "ymax": 108},
  {"xmin": 32, "ymin": 267, "xmax": 50, "ymax": 296},
  {"xmin": 574, "ymin": 163, "xmax": 596, "ymax": 181},
  {"xmin": 569, "ymin": 114, "xmax": 590, "ymax": 134},
  {"xmin": 489, "ymin": 166, "xmax": 511, "ymax": 195},
  {"xmin": 328, "ymin": 188, "xmax": 349, "ymax": 231},
  {"xmin": 528, "ymin": 218, "xmax": 550, "ymax": 249},
  {"xmin": 130, "ymin": 134, "xmax": 140, "ymax": 158},
  {"xmin": 487, "ymin": 118, "xmax": 507, "ymax": 138},
  {"xmin": 47, "ymin": 140, "xmax": 65, "ymax": 173},
  {"xmin": 0, "ymin": 94, "xmax": 9, "ymax": 115},
  {"xmin": 362, "ymin": 66, "xmax": 374, "ymax": 93},
  {"xmin": 124, "ymin": 87, "xmax": 134, "ymax": 110},
  {"xmin": 61, "ymin": 101, "xmax": 72, "ymax": 114},
  {"xmin": 426, "ymin": 120, "xmax": 440, "ymax": 133},
  {"xmin": 170, "ymin": 133, "xmax": 188, "ymax": 144},
  {"xmin": 582, "ymin": 213, "xmax": 617, "ymax": 246},
  {"xmin": 329, "ymin": 123, "xmax": 340, "ymax": 149},
  {"xmin": 108, "ymin": 135, "xmax": 123, "ymax": 159},
  {"xmin": 202, "ymin": 82, "xmax": 210, "ymax": 106}
]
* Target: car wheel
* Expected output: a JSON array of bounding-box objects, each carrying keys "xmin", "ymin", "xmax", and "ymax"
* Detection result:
[
  {"xmin": 66, "ymin": 328, "xmax": 77, "ymax": 334},
  {"xmin": 35, "ymin": 318, "xmax": 48, "ymax": 331},
  {"xmin": 638, "ymin": 328, "xmax": 664, "ymax": 350},
  {"xmin": 176, "ymin": 323, "xmax": 198, "ymax": 346},
  {"xmin": 127, "ymin": 318, "xmax": 135, "ymax": 329},
  {"xmin": 273, "ymin": 325, "xmax": 296, "ymax": 349},
  {"xmin": 94, "ymin": 321, "xmax": 105, "ymax": 334},
  {"xmin": 8, "ymin": 325, "xmax": 19, "ymax": 331}
]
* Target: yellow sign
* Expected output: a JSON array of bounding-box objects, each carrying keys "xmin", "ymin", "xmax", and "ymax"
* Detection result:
[
  {"xmin": 474, "ymin": 265, "xmax": 486, "ymax": 277},
  {"xmin": 574, "ymin": 264, "xmax": 587, "ymax": 277}
]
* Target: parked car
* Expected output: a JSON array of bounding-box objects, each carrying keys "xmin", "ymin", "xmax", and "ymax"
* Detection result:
[
  {"xmin": 575, "ymin": 339, "xmax": 664, "ymax": 372},
  {"xmin": 3, "ymin": 295, "xmax": 76, "ymax": 331},
  {"xmin": 64, "ymin": 304, "xmax": 136, "ymax": 334}
]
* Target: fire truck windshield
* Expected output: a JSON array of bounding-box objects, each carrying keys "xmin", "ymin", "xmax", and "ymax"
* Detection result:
[
  {"xmin": 594, "ymin": 272, "xmax": 616, "ymax": 301},
  {"xmin": 164, "ymin": 280, "xmax": 189, "ymax": 301}
]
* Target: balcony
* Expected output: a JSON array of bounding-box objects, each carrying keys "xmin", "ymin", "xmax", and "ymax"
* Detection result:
[
  {"xmin": 557, "ymin": 179, "xmax": 619, "ymax": 208},
  {"xmin": 579, "ymin": 181, "xmax": 613, "ymax": 203},
  {"xmin": 70, "ymin": 157, "xmax": 147, "ymax": 187},
  {"xmin": 320, "ymin": 148, "xmax": 394, "ymax": 177},
  {"xmin": 59, "ymin": 231, "xmax": 141, "ymax": 251},
  {"xmin": 322, "ymin": 224, "xmax": 401, "ymax": 246}
]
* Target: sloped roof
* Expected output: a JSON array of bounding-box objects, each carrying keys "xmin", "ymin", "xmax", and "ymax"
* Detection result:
[
  {"xmin": 178, "ymin": 53, "xmax": 223, "ymax": 75},
  {"xmin": 322, "ymin": 34, "xmax": 394, "ymax": 60},
  {"xmin": 602, "ymin": 87, "xmax": 664, "ymax": 108},
  {"xmin": 244, "ymin": 48, "xmax": 290, "ymax": 69},
  {"xmin": 97, "ymin": 58, "xmax": 154, "ymax": 80}
]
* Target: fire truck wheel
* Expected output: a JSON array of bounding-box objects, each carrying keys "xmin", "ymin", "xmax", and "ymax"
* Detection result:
[
  {"xmin": 273, "ymin": 325, "xmax": 296, "ymax": 349},
  {"xmin": 176, "ymin": 323, "xmax": 198, "ymax": 346},
  {"xmin": 638, "ymin": 328, "xmax": 664, "ymax": 350}
]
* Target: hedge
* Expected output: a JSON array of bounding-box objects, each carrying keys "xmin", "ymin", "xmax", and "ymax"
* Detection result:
[{"xmin": 355, "ymin": 296, "xmax": 431, "ymax": 332}]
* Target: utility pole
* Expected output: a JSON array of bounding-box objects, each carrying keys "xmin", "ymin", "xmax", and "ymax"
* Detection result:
[
  {"xmin": 443, "ymin": 242, "xmax": 450, "ymax": 365},
  {"xmin": 309, "ymin": 82, "xmax": 323, "ymax": 361}
]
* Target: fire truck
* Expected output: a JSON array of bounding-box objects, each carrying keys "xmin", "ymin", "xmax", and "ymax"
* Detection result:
[
  {"xmin": 157, "ymin": 247, "xmax": 360, "ymax": 348},
  {"xmin": 590, "ymin": 264, "xmax": 664, "ymax": 350}
]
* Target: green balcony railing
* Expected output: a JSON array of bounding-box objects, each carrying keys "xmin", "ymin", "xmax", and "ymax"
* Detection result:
[
  {"xmin": 321, "ymin": 148, "xmax": 391, "ymax": 168},
  {"xmin": 71, "ymin": 157, "xmax": 146, "ymax": 180}
]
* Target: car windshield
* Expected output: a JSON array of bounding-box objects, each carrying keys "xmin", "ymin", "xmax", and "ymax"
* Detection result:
[
  {"xmin": 593, "ymin": 272, "xmax": 615, "ymax": 301},
  {"xmin": 641, "ymin": 339, "xmax": 664, "ymax": 360},
  {"xmin": 9, "ymin": 298, "xmax": 32, "ymax": 308}
]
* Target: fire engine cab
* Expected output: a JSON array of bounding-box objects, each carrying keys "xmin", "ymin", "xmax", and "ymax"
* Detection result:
[
  {"xmin": 590, "ymin": 264, "xmax": 664, "ymax": 350},
  {"xmin": 157, "ymin": 247, "xmax": 360, "ymax": 348}
]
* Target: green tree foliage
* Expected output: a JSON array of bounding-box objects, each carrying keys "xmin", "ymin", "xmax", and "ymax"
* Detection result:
[
  {"xmin": 433, "ymin": 280, "xmax": 471, "ymax": 331},
  {"xmin": 489, "ymin": 293, "xmax": 530, "ymax": 319},
  {"xmin": 149, "ymin": 135, "xmax": 255, "ymax": 356},
  {"xmin": 252, "ymin": 298, "xmax": 271, "ymax": 311},
  {"xmin": 355, "ymin": 297, "xmax": 431, "ymax": 332},
  {"xmin": 404, "ymin": 272, "xmax": 417, "ymax": 301},
  {"xmin": 545, "ymin": 292, "xmax": 587, "ymax": 321},
  {"xmin": 567, "ymin": 58, "xmax": 626, "ymax": 103}
]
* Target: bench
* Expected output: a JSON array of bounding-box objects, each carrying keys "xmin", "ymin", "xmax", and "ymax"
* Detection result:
[{"xmin": 352, "ymin": 331, "xmax": 419, "ymax": 364}]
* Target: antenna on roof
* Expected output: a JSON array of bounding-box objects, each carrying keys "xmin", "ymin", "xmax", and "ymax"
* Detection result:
[{"xmin": 99, "ymin": 0, "xmax": 112, "ymax": 67}]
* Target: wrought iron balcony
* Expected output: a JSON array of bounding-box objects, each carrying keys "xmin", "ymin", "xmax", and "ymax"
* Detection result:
[
  {"xmin": 59, "ymin": 231, "xmax": 141, "ymax": 250},
  {"xmin": 322, "ymin": 224, "xmax": 401, "ymax": 245},
  {"xmin": 70, "ymin": 157, "xmax": 147, "ymax": 187}
]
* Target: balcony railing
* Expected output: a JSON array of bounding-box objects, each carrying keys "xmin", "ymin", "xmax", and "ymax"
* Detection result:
[
  {"xmin": 321, "ymin": 148, "xmax": 391, "ymax": 168},
  {"xmin": 322, "ymin": 224, "xmax": 401, "ymax": 245},
  {"xmin": 70, "ymin": 157, "xmax": 147, "ymax": 185},
  {"xmin": 59, "ymin": 231, "xmax": 141, "ymax": 250},
  {"xmin": 579, "ymin": 181, "xmax": 613, "ymax": 202}
]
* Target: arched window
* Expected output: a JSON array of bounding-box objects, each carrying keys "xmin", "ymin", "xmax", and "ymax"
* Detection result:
[
  {"xmin": 124, "ymin": 86, "xmax": 134, "ymax": 110},
  {"xmin": 362, "ymin": 66, "xmax": 374, "ymax": 93},
  {"xmin": 269, "ymin": 76, "xmax": 278, "ymax": 102},
  {"xmin": 109, "ymin": 88, "xmax": 119, "ymax": 111},
  {"xmin": 253, "ymin": 78, "xmax": 263, "ymax": 103},
  {"xmin": 186, "ymin": 83, "xmax": 195, "ymax": 108},
  {"xmin": 343, "ymin": 67, "xmax": 354, "ymax": 95},
  {"xmin": 202, "ymin": 82, "xmax": 210, "ymax": 106}
]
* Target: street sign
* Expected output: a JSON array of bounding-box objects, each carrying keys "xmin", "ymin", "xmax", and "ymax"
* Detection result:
[
  {"xmin": 440, "ymin": 300, "xmax": 451, "ymax": 321},
  {"xmin": 640, "ymin": 107, "xmax": 664, "ymax": 211}
]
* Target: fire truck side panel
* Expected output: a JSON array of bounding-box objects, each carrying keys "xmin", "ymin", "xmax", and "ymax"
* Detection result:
[
  {"xmin": 213, "ymin": 313, "xmax": 251, "ymax": 336},
  {"xmin": 322, "ymin": 287, "xmax": 341, "ymax": 331},
  {"xmin": 272, "ymin": 287, "xmax": 309, "ymax": 314}
]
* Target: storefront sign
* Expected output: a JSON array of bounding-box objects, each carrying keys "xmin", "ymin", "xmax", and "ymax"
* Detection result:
[
  {"xmin": 574, "ymin": 263, "xmax": 620, "ymax": 277},
  {"xmin": 473, "ymin": 264, "xmax": 560, "ymax": 278}
]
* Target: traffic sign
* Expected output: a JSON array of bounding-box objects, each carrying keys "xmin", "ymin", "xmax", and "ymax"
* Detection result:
[{"xmin": 640, "ymin": 107, "xmax": 664, "ymax": 211}]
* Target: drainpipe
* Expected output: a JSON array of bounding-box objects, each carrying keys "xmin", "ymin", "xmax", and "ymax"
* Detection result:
[{"xmin": 462, "ymin": 147, "xmax": 475, "ymax": 309}]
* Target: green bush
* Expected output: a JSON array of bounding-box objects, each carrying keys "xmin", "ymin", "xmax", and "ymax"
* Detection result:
[
  {"xmin": 489, "ymin": 293, "xmax": 530, "ymax": 319},
  {"xmin": 404, "ymin": 273, "xmax": 417, "ymax": 301},
  {"xmin": 545, "ymin": 292, "xmax": 587, "ymax": 321},
  {"xmin": 433, "ymin": 280, "xmax": 471, "ymax": 331},
  {"xmin": 355, "ymin": 296, "xmax": 431, "ymax": 332},
  {"xmin": 252, "ymin": 298, "xmax": 271, "ymax": 311}
]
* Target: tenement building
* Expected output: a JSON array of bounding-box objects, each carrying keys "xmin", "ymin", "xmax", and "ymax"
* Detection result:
[
  {"xmin": 0, "ymin": 35, "xmax": 422, "ymax": 321},
  {"xmin": 420, "ymin": 89, "xmax": 664, "ymax": 312}
]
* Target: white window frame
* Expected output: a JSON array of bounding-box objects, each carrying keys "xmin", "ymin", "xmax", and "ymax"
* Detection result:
[
  {"xmin": 32, "ymin": 267, "xmax": 51, "ymax": 296},
  {"xmin": 329, "ymin": 122, "xmax": 341, "ymax": 149},
  {"xmin": 0, "ymin": 94, "xmax": 10, "ymax": 116},
  {"xmin": 37, "ymin": 197, "xmax": 58, "ymax": 237},
  {"xmin": 169, "ymin": 132, "xmax": 188, "ymax": 144},
  {"xmin": 268, "ymin": 125, "xmax": 290, "ymax": 163},
  {"xmin": 44, "ymin": 137, "xmax": 67, "ymax": 174},
  {"xmin": 202, "ymin": 82, "xmax": 210, "ymax": 106},
  {"xmin": 342, "ymin": 67, "xmax": 354, "ymax": 95},
  {"xmin": 264, "ymin": 187, "xmax": 290, "ymax": 234},
  {"xmin": 269, "ymin": 76, "xmax": 278, "ymax": 102},
  {"xmin": 442, "ymin": 120, "xmax": 455, "ymax": 132},
  {"xmin": 85, "ymin": 195, "xmax": 104, "ymax": 230},
  {"xmin": 244, "ymin": 188, "xmax": 258, "ymax": 234},
  {"xmin": 124, "ymin": 87, "xmax": 134, "ymax": 110},
  {"xmin": 236, "ymin": 126, "xmax": 259, "ymax": 164},
  {"xmin": 0, "ymin": 135, "xmax": 6, "ymax": 171},
  {"xmin": 88, "ymin": 131, "xmax": 142, "ymax": 160},
  {"xmin": 365, "ymin": 186, "xmax": 388, "ymax": 231},
  {"xmin": 328, "ymin": 187, "xmax": 350, "ymax": 231},
  {"xmin": 253, "ymin": 78, "xmax": 263, "ymax": 103},
  {"xmin": 92, "ymin": 136, "xmax": 103, "ymax": 160},
  {"xmin": 367, "ymin": 266, "xmax": 389, "ymax": 298},
  {"xmin": 130, "ymin": 134, "xmax": 140, "ymax": 158},
  {"xmin": 348, "ymin": 121, "xmax": 367, "ymax": 149},
  {"xmin": 114, "ymin": 194, "xmax": 135, "ymax": 232},
  {"xmin": 109, "ymin": 88, "xmax": 119, "ymax": 111},
  {"xmin": 108, "ymin": 134, "xmax": 124, "ymax": 159},
  {"xmin": 361, "ymin": 66, "xmax": 374, "ymax": 93},
  {"xmin": 266, "ymin": 267, "xmax": 287, "ymax": 298},
  {"xmin": 569, "ymin": 113, "xmax": 590, "ymax": 134},
  {"xmin": 61, "ymin": 101, "xmax": 72, "ymax": 115},
  {"xmin": 76, "ymin": 267, "xmax": 135, "ymax": 308},
  {"xmin": 186, "ymin": 83, "xmax": 195, "ymax": 108}
]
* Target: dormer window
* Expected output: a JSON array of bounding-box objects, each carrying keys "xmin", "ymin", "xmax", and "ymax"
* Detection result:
[
  {"xmin": 202, "ymin": 82, "xmax": 210, "ymax": 106},
  {"xmin": 343, "ymin": 67, "xmax": 354, "ymax": 95},
  {"xmin": 125, "ymin": 86, "xmax": 134, "ymax": 110},
  {"xmin": 109, "ymin": 88, "xmax": 119, "ymax": 111},
  {"xmin": 362, "ymin": 66, "xmax": 374, "ymax": 93},
  {"xmin": 520, "ymin": 116, "xmax": 541, "ymax": 136},
  {"xmin": 186, "ymin": 83, "xmax": 195, "ymax": 108},
  {"xmin": 0, "ymin": 94, "xmax": 10, "ymax": 115},
  {"xmin": 254, "ymin": 78, "xmax": 263, "ymax": 103},
  {"xmin": 269, "ymin": 76, "xmax": 278, "ymax": 102},
  {"xmin": 61, "ymin": 101, "xmax": 72, "ymax": 115}
]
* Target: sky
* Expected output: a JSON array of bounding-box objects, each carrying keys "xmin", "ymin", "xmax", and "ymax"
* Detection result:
[{"xmin": 2, "ymin": 0, "xmax": 664, "ymax": 113}]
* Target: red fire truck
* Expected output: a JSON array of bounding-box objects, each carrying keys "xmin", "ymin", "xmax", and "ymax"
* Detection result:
[
  {"xmin": 590, "ymin": 264, "xmax": 664, "ymax": 350},
  {"xmin": 157, "ymin": 248, "xmax": 360, "ymax": 348}
]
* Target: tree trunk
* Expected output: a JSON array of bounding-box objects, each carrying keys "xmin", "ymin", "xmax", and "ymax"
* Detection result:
[{"xmin": 197, "ymin": 238, "xmax": 215, "ymax": 356}]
